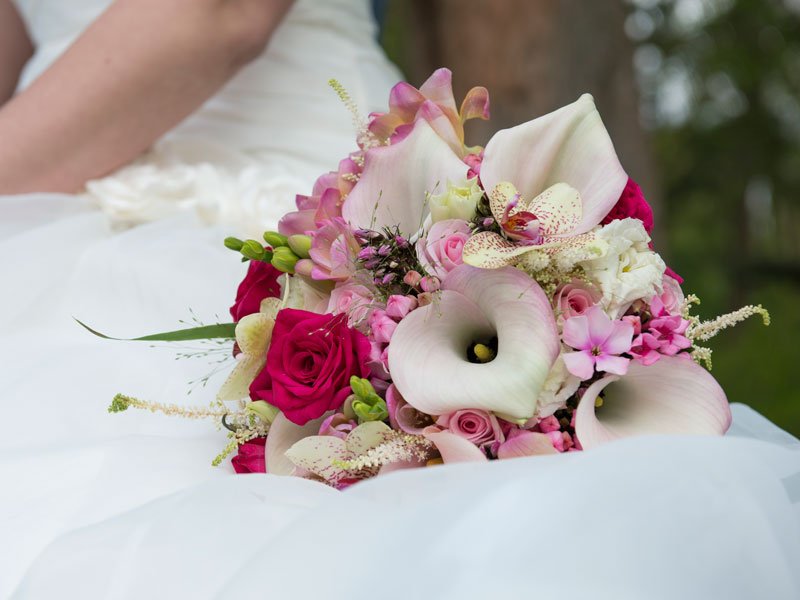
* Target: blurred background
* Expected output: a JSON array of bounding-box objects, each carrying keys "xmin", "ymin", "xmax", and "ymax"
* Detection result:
[{"xmin": 378, "ymin": 0, "xmax": 800, "ymax": 435}]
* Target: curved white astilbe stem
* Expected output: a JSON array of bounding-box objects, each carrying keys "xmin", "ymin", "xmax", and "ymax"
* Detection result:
[
  {"xmin": 388, "ymin": 265, "xmax": 559, "ymax": 420},
  {"xmin": 575, "ymin": 356, "xmax": 731, "ymax": 450}
]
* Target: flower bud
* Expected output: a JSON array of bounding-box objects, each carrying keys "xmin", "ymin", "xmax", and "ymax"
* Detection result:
[
  {"xmin": 403, "ymin": 270, "xmax": 422, "ymax": 288},
  {"xmin": 293, "ymin": 258, "xmax": 314, "ymax": 277},
  {"xmin": 420, "ymin": 275, "xmax": 441, "ymax": 293},
  {"xmin": 263, "ymin": 231, "xmax": 288, "ymax": 248},
  {"xmin": 287, "ymin": 234, "xmax": 312, "ymax": 259},
  {"xmin": 224, "ymin": 236, "xmax": 244, "ymax": 251},
  {"xmin": 271, "ymin": 246, "xmax": 300, "ymax": 274},
  {"xmin": 241, "ymin": 240, "xmax": 267, "ymax": 261}
]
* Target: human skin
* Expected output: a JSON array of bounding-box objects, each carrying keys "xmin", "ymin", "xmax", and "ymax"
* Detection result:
[{"xmin": 0, "ymin": 0, "xmax": 293, "ymax": 194}]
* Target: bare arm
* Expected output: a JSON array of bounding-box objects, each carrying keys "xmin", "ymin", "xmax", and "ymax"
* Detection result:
[
  {"xmin": 0, "ymin": 0, "xmax": 293, "ymax": 194},
  {"xmin": 0, "ymin": 0, "xmax": 34, "ymax": 105}
]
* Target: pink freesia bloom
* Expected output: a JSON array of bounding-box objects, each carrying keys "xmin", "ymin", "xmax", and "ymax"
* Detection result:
[
  {"xmin": 553, "ymin": 279, "xmax": 601, "ymax": 320},
  {"xmin": 562, "ymin": 307, "xmax": 634, "ymax": 380},
  {"xmin": 308, "ymin": 218, "xmax": 361, "ymax": 281},
  {"xmin": 416, "ymin": 219, "xmax": 471, "ymax": 279},
  {"xmin": 385, "ymin": 294, "xmax": 418, "ymax": 320},
  {"xmin": 436, "ymin": 409, "xmax": 504, "ymax": 449}
]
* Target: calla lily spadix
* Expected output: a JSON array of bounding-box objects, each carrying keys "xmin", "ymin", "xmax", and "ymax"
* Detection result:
[
  {"xmin": 388, "ymin": 264, "xmax": 560, "ymax": 420},
  {"xmin": 342, "ymin": 92, "xmax": 627, "ymax": 241},
  {"xmin": 574, "ymin": 356, "xmax": 731, "ymax": 450}
]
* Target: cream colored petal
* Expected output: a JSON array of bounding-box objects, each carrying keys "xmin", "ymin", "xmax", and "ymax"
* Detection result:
[
  {"xmin": 529, "ymin": 183, "xmax": 582, "ymax": 237},
  {"xmin": 217, "ymin": 354, "xmax": 266, "ymax": 402}
]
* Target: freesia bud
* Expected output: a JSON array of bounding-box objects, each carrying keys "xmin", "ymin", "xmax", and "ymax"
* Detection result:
[
  {"xmin": 241, "ymin": 240, "xmax": 268, "ymax": 261},
  {"xmin": 263, "ymin": 231, "xmax": 288, "ymax": 248},
  {"xmin": 287, "ymin": 234, "xmax": 312, "ymax": 258},
  {"xmin": 293, "ymin": 258, "xmax": 314, "ymax": 277},
  {"xmin": 271, "ymin": 246, "xmax": 300, "ymax": 274},
  {"xmin": 224, "ymin": 236, "xmax": 244, "ymax": 251}
]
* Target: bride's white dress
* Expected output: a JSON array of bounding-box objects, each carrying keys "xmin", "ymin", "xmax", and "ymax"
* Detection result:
[{"xmin": 0, "ymin": 1, "xmax": 798, "ymax": 598}]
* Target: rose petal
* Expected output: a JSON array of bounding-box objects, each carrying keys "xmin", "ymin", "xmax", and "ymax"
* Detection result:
[
  {"xmin": 425, "ymin": 430, "xmax": 487, "ymax": 463},
  {"xmin": 575, "ymin": 356, "xmax": 731, "ymax": 450},
  {"xmin": 481, "ymin": 94, "xmax": 627, "ymax": 234},
  {"xmin": 497, "ymin": 431, "xmax": 558, "ymax": 459},
  {"xmin": 388, "ymin": 265, "xmax": 559, "ymax": 419},
  {"xmin": 265, "ymin": 412, "xmax": 328, "ymax": 476},
  {"xmin": 342, "ymin": 119, "xmax": 469, "ymax": 237}
]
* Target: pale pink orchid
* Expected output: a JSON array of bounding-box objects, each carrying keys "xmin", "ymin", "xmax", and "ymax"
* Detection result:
[
  {"xmin": 561, "ymin": 307, "xmax": 634, "ymax": 380},
  {"xmin": 388, "ymin": 265, "xmax": 560, "ymax": 420},
  {"xmin": 343, "ymin": 92, "xmax": 626, "ymax": 252},
  {"xmin": 574, "ymin": 356, "xmax": 731, "ymax": 450},
  {"xmin": 368, "ymin": 68, "xmax": 490, "ymax": 157},
  {"xmin": 308, "ymin": 217, "xmax": 361, "ymax": 281}
]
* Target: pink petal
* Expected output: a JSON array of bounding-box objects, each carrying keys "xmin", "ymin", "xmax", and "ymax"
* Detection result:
[
  {"xmin": 417, "ymin": 100, "xmax": 463, "ymax": 156},
  {"xmin": 497, "ymin": 431, "xmax": 558, "ymax": 459},
  {"xmin": 265, "ymin": 412, "xmax": 328, "ymax": 476},
  {"xmin": 418, "ymin": 68, "xmax": 459, "ymax": 116},
  {"xmin": 480, "ymin": 94, "xmax": 627, "ymax": 234},
  {"xmin": 459, "ymin": 86, "xmax": 491, "ymax": 123},
  {"xmin": 562, "ymin": 314, "xmax": 591, "ymax": 349},
  {"xmin": 388, "ymin": 265, "xmax": 559, "ymax": 419},
  {"xmin": 575, "ymin": 356, "xmax": 731, "ymax": 450},
  {"xmin": 388, "ymin": 81, "xmax": 426, "ymax": 121},
  {"xmin": 562, "ymin": 350, "xmax": 596, "ymax": 380},
  {"xmin": 425, "ymin": 430, "xmax": 487, "ymax": 463},
  {"xmin": 595, "ymin": 354, "xmax": 630, "ymax": 376},
  {"xmin": 585, "ymin": 306, "xmax": 614, "ymax": 348},
  {"xmin": 604, "ymin": 319, "xmax": 635, "ymax": 354},
  {"xmin": 342, "ymin": 119, "xmax": 469, "ymax": 237}
]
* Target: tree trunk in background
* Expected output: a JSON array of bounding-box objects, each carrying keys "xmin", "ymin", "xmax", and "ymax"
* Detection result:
[{"xmin": 390, "ymin": 0, "xmax": 660, "ymax": 218}]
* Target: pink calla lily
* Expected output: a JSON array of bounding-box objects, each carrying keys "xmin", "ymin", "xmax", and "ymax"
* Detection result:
[
  {"xmin": 574, "ymin": 356, "xmax": 731, "ymax": 450},
  {"xmin": 425, "ymin": 430, "xmax": 487, "ymax": 463},
  {"xmin": 388, "ymin": 265, "xmax": 560, "ymax": 420}
]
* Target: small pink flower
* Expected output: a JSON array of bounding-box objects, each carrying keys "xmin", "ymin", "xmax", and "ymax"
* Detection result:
[
  {"xmin": 403, "ymin": 270, "xmax": 422, "ymax": 288},
  {"xmin": 327, "ymin": 283, "xmax": 376, "ymax": 326},
  {"xmin": 419, "ymin": 276, "xmax": 441, "ymax": 293},
  {"xmin": 538, "ymin": 415, "xmax": 561, "ymax": 433},
  {"xmin": 629, "ymin": 332, "xmax": 662, "ymax": 366},
  {"xmin": 318, "ymin": 413, "xmax": 358, "ymax": 440},
  {"xmin": 553, "ymin": 280, "xmax": 601, "ymax": 320},
  {"xmin": 416, "ymin": 219, "xmax": 472, "ymax": 279},
  {"xmin": 464, "ymin": 151, "xmax": 484, "ymax": 179},
  {"xmin": 562, "ymin": 307, "xmax": 635, "ymax": 380},
  {"xmin": 386, "ymin": 294, "xmax": 418, "ymax": 320},
  {"xmin": 416, "ymin": 292, "xmax": 435, "ymax": 306},
  {"xmin": 308, "ymin": 218, "xmax": 361, "ymax": 281},
  {"xmin": 369, "ymin": 310, "xmax": 397, "ymax": 344},
  {"xmin": 437, "ymin": 409, "xmax": 504, "ymax": 448},
  {"xmin": 655, "ymin": 275, "xmax": 685, "ymax": 316},
  {"xmin": 622, "ymin": 314, "xmax": 642, "ymax": 336}
]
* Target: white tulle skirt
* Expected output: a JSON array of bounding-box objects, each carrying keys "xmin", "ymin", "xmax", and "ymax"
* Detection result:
[{"xmin": 1, "ymin": 193, "xmax": 799, "ymax": 599}]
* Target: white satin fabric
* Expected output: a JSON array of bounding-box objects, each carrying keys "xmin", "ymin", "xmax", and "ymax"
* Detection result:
[{"xmin": 2, "ymin": 1, "xmax": 800, "ymax": 599}]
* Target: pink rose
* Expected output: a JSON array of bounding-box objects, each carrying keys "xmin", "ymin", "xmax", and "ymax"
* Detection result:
[
  {"xmin": 231, "ymin": 437, "xmax": 266, "ymax": 474},
  {"xmin": 229, "ymin": 259, "xmax": 282, "ymax": 322},
  {"xmin": 437, "ymin": 409, "xmax": 504, "ymax": 448},
  {"xmin": 308, "ymin": 218, "xmax": 361, "ymax": 281},
  {"xmin": 385, "ymin": 294, "xmax": 418, "ymax": 320},
  {"xmin": 416, "ymin": 219, "xmax": 472, "ymax": 279},
  {"xmin": 250, "ymin": 310, "xmax": 371, "ymax": 426},
  {"xmin": 601, "ymin": 177, "xmax": 654, "ymax": 233},
  {"xmin": 328, "ymin": 283, "xmax": 376, "ymax": 326},
  {"xmin": 655, "ymin": 275, "xmax": 685, "ymax": 315},
  {"xmin": 553, "ymin": 280, "xmax": 601, "ymax": 320},
  {"xmin": 368, "ymin": 310, "xmax": 397, "ymax": 344}
]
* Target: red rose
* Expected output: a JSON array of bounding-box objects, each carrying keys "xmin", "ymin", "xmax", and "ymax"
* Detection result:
[
  {"xmin": 229, "ymin": 260, "xmax": 282, "ymax": 322},
  {"xmin": 231, "ymin": 437, "xmax": 266, "ymax": 473},
  {"xmin": 249, "ymin": 309, "xmax": 371, "ymax": 426},
  {"xmin": 601, "ymin": 177, "xmax": 654, "ymax": 233}
]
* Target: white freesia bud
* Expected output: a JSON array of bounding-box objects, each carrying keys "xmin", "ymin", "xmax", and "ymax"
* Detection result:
[{"xmin": 429, "ymin": 178, "xmax": 483, "ymax": 223}]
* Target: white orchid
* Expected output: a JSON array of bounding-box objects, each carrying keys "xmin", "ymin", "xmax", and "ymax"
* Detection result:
[{"xmin": 388, "ymin": 265, "xmax": 560, "ymax": 420}]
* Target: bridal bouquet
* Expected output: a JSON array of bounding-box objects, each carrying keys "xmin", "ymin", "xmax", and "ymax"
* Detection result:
[{"xmin": 101, "ymin": 69, "xmax": 769, "ymax": 487}]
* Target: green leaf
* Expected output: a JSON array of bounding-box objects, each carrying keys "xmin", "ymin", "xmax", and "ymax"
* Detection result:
[{"xmin": 75, "ymin": 318, "xmax": 237, "ymax": 342}]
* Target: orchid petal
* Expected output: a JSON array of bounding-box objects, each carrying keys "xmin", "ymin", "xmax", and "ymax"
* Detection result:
[
  {"xmin": 461, "ymin": 231, "xmax": 535, "ymax": 269},
  {"xmin": 425, "ymin": 430, "xmax": 487, "ymax": 463},
  {"xmin": 459, "ymin": 86, "xmax": 491, "ymax": 123},
  {"xmin": 497, "ymin": 431, "xmax": 558, "ymax": 459},
  {"xmin": 575, "ymin": 356, "xmax": 731, "ymax": 450},
  {"xmin": 342, "ymin": 119, "xmax": 469, "ymax": 237},
  {"xmin": 265, "ymin": 412, "xmax": 328, "ymax": 476},
  {"xmin": 481, "ymin": 94, "xmax": 627, "ymax": 234},
  {"xmin": 284, "ymin": 435, "xmax": 348, "ymax": 483},
  {"xmin": 388, "ymin": 265, "xmax": 559, "ymax": 419},
  {"xmin": 529, "ymin": 183, "xmax": 582, "ymax": 236},
  {"xmin": 345, "ymin": 421, "xmax": 393, "ymax": 455}
]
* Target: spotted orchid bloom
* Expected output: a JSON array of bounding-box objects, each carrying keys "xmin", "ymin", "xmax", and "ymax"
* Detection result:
[{"xmin": 461, "ymin": 181, "xmax": 599, "ymax": 269}]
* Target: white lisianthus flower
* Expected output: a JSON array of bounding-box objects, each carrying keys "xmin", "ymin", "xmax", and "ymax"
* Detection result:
[
  {"xmin": 535, "ymin": 353, "xmax": 581, "ymax": 418},
  {"xmin": 580, "ymin": 218, "xmax": 666, "ymax": 318},
  {"xmin": 429, "ymin": 178, "xmax": 483, "ymax": 223}
]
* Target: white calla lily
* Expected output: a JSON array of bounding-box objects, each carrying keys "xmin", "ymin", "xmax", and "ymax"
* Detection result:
[
  {"xmin": 388, "ymin": 265, "xmax": 560, "ymax": 420},
  {"xmin": 575, "ymin": 356, "xmax": 731, "ymax": 450}
]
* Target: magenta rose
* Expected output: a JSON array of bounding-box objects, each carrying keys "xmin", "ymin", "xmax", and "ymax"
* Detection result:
[
  {"xmin": 231, "ymin": 437, "xmax": 266, "ymax": 474},
  {"xmin": 250, "ymin": 309, "xmax": 371, "ymax": 426},
  {"xmin": 601, "ymin": 177, "xmax": 654, "ymax": 234},
  {"xmin": 553, "ymin": 280, "xmax": 601, "ymax": 320},
  {"xmin": 229, "ymin": 259, "xmax": 283, "ymax": 322}
]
